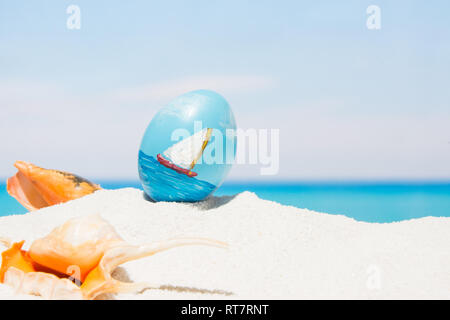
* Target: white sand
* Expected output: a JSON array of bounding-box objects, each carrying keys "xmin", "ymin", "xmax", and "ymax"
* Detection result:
[{"xmin": 0, "ymin": 188, "xmax": 449, "ymax": 300}]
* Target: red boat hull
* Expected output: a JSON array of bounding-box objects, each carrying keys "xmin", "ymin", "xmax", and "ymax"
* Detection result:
[{"xmin": 157, "ymin": 154, "xmax": 198, "ymax": 177}]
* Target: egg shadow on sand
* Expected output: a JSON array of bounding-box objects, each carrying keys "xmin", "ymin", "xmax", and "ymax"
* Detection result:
[
  {"xmin": 189, "ymin": 194, "xmax": 237, "ymax": 211},
  {"xmin": 142, "ymin": 191, "xmax": 237, "ymax": 211}
]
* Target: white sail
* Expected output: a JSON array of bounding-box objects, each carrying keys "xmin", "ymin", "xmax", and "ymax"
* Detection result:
[{"xmin": 163, "ymin": 128, "xmax": 212, "ymax": 170}]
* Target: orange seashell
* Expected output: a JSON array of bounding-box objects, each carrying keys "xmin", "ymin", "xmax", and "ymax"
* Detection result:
[
  {"xmin": 0, "ymin": 241, "xmax": 35, "ymax": 282},
  {"xmin": 7, "ymin": 161, "xmax": 100, "ymax": 211},
  {"xmin": 0, "ymin": 215, "xmax": 227, "ymax": 300},
  {"xmin": 28, "ymin": 215, "xmax": 123, "ymax": 282}
]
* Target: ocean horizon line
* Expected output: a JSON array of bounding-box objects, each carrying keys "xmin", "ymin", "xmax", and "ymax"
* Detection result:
[
  {"xmin": 1, "ymin": 178, "xmax": 449, "ymax": 223},
  {"xmin": 1, "ymin": 179, "xmax": 450, "ymax": 187}
]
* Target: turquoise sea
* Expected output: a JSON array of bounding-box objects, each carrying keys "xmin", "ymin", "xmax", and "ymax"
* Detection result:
[{"xmin": 1, "ymin": 182, "xmax": 449, "ymax": 223}]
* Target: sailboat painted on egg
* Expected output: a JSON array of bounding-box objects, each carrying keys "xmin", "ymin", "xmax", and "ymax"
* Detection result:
[{"xmin": 157, "ymin": 128, "xmax": 213, "ymax": 178}]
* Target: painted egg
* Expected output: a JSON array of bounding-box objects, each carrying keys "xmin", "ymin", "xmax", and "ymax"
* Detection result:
[{"xmin": 138, "ymin": 90, "xmax": 237, "ymax": 202}]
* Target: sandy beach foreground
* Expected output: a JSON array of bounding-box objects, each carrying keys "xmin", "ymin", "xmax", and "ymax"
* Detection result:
[{"xmin": 0, "ymin": 188, "xmax": 448, "ymax": 299}]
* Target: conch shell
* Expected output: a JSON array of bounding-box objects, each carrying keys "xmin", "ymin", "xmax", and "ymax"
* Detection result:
[
  {"xmin": 0, "ymin": 215, "xmax": 226, "ymax": 299},
  {"xmin": 7, "ymin": 161, "xmax": 100, "ymax": 211}
]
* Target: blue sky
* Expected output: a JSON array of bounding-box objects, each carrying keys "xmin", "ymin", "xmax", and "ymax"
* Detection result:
[{"xmin": 0, "ymin": 1, "xmax": 449, "ymax": 181}]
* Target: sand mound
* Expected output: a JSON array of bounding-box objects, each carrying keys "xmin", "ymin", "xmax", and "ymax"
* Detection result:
[{"xmin": 0, "ymin": 188, "xmax": 449, "ymax": 299}]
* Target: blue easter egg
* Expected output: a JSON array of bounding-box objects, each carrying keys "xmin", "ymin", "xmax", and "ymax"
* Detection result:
[{"xmin": 138, "ymin": 90, "xmax": 237, "ymax": 202}]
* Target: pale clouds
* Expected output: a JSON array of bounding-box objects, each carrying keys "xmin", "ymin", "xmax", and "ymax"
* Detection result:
[
  {"xmin": 1, "ymin": 79, "xmax": 449, "ymax": 181},
  {"xmin": 0, "ymin": 76, "xmax": 276, "ymax": 180},
  {"xmin": 231, "ymin": 108, "xmax": 450, "ymax": 180},
  {"xmin": 0, "ymin": 81, "xmax": 67, "ymax": 115},
  {"xmin": 111, "ymin": 75, "xmax": 277, "ymax": 104}
]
